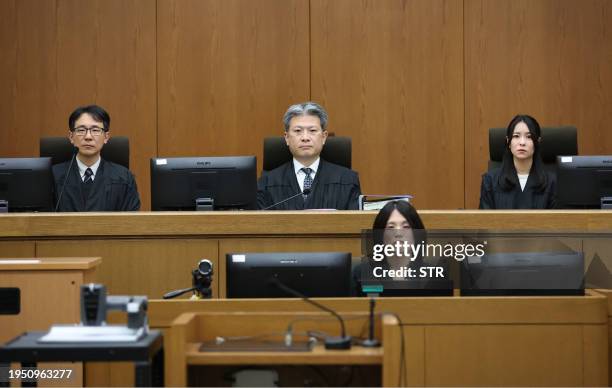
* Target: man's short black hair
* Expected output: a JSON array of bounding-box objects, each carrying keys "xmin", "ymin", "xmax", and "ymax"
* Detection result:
[{"xmin": 68, "ymin": 105, "xmax": 111, "ymax": 131}]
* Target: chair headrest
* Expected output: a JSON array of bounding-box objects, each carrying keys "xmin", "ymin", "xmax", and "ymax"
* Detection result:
[
  {"xmin": 489, "ymin": 126, "xmax": 577, "ymax": 163},
  {"xmin": 40, "ymin": 136, "xmax": 130, "ymax": 169},
  {"xmin": 263, "ymin": 136, "xmax": 352, "ymax": 171}
]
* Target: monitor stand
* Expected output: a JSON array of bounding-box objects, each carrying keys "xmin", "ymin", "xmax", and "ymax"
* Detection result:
[
  {"xmin": 195, "ymin": 197, "xmax": 214, "ymax": 211},
  {"xmin": 600, "ymin": 196, "xmax": 612, "ymax": 209}
]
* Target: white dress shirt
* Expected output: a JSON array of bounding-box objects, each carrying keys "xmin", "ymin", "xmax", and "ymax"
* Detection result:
[
  {"xmin": 76, "ymin": 156, "xmax": 101, "ymax": 182},
  {"xmin": 293, "ymin": 158, "xmax": 320, "ymax": 192}
]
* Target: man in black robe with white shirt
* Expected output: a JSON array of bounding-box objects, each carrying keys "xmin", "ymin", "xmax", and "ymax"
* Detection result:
[
  {"xmin": 257, "ymin": 102, "xmax": 361, "ymax": 210},
  {"xmin": 53, "ymin": 105, "xmax": 140, "ymax": 212}
]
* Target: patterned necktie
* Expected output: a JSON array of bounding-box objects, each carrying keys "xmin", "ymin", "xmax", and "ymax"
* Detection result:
[
  {"xmin": 301, "ymin": 167, "xmax": 313, "ymax": 200},
  {"xmin": 84, "ymin": 168, "xmax": 94, "ymax": 184}
]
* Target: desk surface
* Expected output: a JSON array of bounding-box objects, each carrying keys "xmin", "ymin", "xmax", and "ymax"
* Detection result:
[
  {"xmin": 2, "ymin": 210, "xmax": 612, "ymax": 238},
  {"xmin": 0, "ymin": 330, "xmax": 162, "ymax": 362},
  {"xmin": 0, "ymin": 257, "xmax": 101, "ymax": 270},
  {"xmin": 186, "ymin": 343, "xmax": 383, "ymax": 365}
]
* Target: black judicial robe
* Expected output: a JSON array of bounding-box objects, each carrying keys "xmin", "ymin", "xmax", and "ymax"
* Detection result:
[
  {"xmin": 53, "ymin": 159, "xmax": 141, "ymax": 212},
  {"xmin": 479, "ymin": 168, "xmax": 556, "ymax": 209},
  {"xmin": 257, "ymin": 159, "xmax": 361, "ymax": 210}
]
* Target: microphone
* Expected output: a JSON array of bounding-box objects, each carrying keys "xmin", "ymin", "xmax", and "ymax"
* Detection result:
[
  {"xmin": 54, "ymin": 146, "xmax": 78, "ymax": 212},
  {"xmin": 270, "ymin": 277, "xmax": 352, "ymax": 350},
  {"xmin": 262, "ymin": 188, "xmax": 311, "ymax": 210},
  {"xmin": 361, "ymin": 297, "xmax": 380, "ymax": 347}
]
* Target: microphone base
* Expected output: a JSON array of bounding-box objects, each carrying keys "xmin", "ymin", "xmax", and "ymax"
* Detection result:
[
  {"xmin": 361, "ymin": 338, "xmax": 381, "ymax": 348},
  {"xmin": 324, "ymin": 336, "xmax": 352, "ymax": 350}
]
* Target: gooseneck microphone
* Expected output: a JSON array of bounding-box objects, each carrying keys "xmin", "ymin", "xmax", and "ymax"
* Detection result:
[
  {"xmin": 361, "ymin": 297, "xmax": 381, "ymax": 347},
  {"xmin": 270, "ymin": 277, "xmax": 352, "ymax": 350},
  {"xmin": 54, "ymin": 147, "xmax": 78, "ymax": 212},
  {"xmin": 262, "ymin": 188, "xmax": 311, "ymax": 210}
]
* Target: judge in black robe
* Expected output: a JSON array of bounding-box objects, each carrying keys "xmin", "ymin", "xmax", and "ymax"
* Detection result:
[
  {"xmin": 257, "ymin": 158, "xmax": 361, "ymax": 210},
  {"xmin": 53, "ymin": 159, "xmax": 140, "ymax": 212},
  {"xmin": 479, "ymin": 168, "xmax": 556, "ymax": 209},
  {"xmin": 53, "ymin": 104, "xmax": 141, "ymax": 212},
  {"xmin": 479, "ymin": 114, "xmax": 556, "ymax": 209}
]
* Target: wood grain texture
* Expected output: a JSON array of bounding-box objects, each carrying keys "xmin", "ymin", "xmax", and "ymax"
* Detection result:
[
  {"xmin": 154, "ymin": 295, "xmax": 608, "ymax": 387},
  {"xmin": 156, "ymin": 0, "xmax": 310, "ymax": 163},
  {"xmin": 2, "ymin": 211, "xmax": 612, "ymax": 239},
  {"xmin": 464, "ymin": 0, "xmax": 612, "ymax": 209},
  {"xmin": 0, "ymin": 0, "xmax": 157, "ymax": 210},
  {"xmin": 35, "ymin": 239, "xmax": 219, "ymax": 298},
  {"xmin": 0, "ymin": 241, "xmax": 35, "ymax": 257},
  {"xmin": 310, "ymin": 0, "xmax": 464, "ymax": 209}
]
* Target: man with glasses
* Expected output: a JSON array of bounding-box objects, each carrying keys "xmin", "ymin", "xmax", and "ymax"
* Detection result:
[
  {"xmin": 52, "ymin": 105, "xmax": 140, "ymax": 211},
  {"xmin": 257, "ymin": 102, "xmax": 361, "ymax": 210}
]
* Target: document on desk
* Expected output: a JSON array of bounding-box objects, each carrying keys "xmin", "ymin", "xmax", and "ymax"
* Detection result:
[{"xmin": 38, "ymin": 325, "xmax": 146, "ymax": 343}]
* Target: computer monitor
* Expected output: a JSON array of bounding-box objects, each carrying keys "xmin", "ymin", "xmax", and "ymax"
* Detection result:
[
  {"xmin": 150, "ymin": 156, "xmax": 257, "ymax": 211},
  {"xmin": 460, "ymin": 251, "xmax": 584, "ymax": 296},
  {"xmin": 556, "ymin": 155, "xmax": 612, "ymax": 208},
  {"xmin": 0, "ymin": 157, "xmax": 53, "ymax": 212},
  {"xmin": 226, "ymin": 252, "xmax": 352, "ymax": 298}
]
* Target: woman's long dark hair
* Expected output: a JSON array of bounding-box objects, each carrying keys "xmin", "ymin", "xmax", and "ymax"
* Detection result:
[
  {"xmin": 499, "ymin": 114, "xmax": 548, "ymax": 192},
  {"xmin": 371, "ymin": 200, "xmax": 426, "ymax": 255}
]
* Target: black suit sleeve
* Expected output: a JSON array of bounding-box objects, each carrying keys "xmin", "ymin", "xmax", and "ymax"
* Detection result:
[
  {"xmin": 120, "ymin": 172, "xmax": 141, "ymax": 211},
  {"xmin": 479, "ymin": 173, "xmax": 495, "ymax": 209},
  {"xmin": 547, "ymin": 172, "xmax": 557, "ymax": 209},
  {"xmin": 346, "ymin": 171, "xmax": 361, "ymax": 210},
  {"xmin": 257, "ymin": 173, "xmax": 272, "ymax": 210}
]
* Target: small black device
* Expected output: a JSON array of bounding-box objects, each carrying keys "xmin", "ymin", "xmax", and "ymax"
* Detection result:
[{"xmin": 163, "ymin": 259, "xmax": 214, "ymax": 299}]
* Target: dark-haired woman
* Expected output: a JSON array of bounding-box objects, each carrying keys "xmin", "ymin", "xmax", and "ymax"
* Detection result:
[
  {"xmin": 479, "ymin": 115, "xmax": 556, "ymax": 209},
  {"xmin": 353, "ymin": 200, "xmax": 429, "ymax": 295}
]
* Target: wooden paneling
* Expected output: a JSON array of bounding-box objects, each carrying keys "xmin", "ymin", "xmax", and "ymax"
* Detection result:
[
  {"xmin": 310, "ymin": 0, "xmax": 464, "ymax": 209},
  {"xmin": 0, "ymin": 241, "xmax": 35, "ymax": 257},
  {"xmin": 156, "ymin": 0, "xmax": 310, "ymax": 164},
  {"xmin": 2, "ymin": 0, "xmax": 612, "ymax": 211},
  {"xmin": 36, "ymin": 239, "xmax": 219, "ymax": 298},
  {"xmin": 0, "ymin": 0, "xmax": 157, "ymax": 210},
  {"xmin": 426, "ymin": 325, "xmax": 585, "ymax": 386},
  {"xmin": 464, "ymin": 0, "xmax": 612, "ymax": 208}
]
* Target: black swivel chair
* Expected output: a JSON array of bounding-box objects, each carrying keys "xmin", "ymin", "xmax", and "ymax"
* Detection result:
[
  {"xmin": 262, "ymin": 136, "xmax": 352, "ymax": 171},
  {"xmin": 40, "ymin": 136, "xmax": 130, "ymax": 168},
  {"xmin": 488, "ymin": 126, "xmax": 578, "ymax": 172}
]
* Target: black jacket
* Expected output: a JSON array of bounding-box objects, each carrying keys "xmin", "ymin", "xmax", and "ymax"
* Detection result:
[
  {"xmin": 257, "ymin": 159, "xmax": 361, "ymax": 210},
  {"xmin": 53, "ymin": 159, "xmax": 141, "ymax": 212},
  {"xmin": 479, "ymin": 168, "xmax": 556, "ymax": 209}
]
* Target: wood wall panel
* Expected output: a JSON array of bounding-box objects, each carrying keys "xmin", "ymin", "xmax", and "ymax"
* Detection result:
[
  {"xmin": 2, "ymin": 0, "xmax": 612, "ymax": 210},
  {"xmin": 0, "ymin": 241, "xmax": 35, "ymax": 257},
  {"xmin": 156, "ymin": 0, "xmax": 310, "ymax": 165},
  {"xmin": 0, "ymin": 0, "xmax": 157, "ymax": 210},
  {"xmin": 310, "ymin": 0, "xmax": 465, "ymax": 209},
  {"xmin": 464, "ymin": 0, "xmax": 612, "ymax": 209},
  {"xmin": 36, "ymin": 239, "xmax": 219, "ymax": 298}
]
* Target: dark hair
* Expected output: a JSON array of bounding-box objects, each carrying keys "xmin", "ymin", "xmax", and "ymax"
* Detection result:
[
  {"xmin": 372, "ymin": 200, "xmax": 425, "ymax": 231},
  {"xmin": 370, "ymin": 200, "xmax": 426, "ymax": 263},
  {"xmin": 68, "ymin": 105, "xmax": 111, "ymax": 132},
  {"xmin": 499, "ymin": 114, "xmax": 548, "ymax": 192}
]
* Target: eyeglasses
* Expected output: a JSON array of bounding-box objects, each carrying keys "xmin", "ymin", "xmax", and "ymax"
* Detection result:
[
  {"xmin": 72, "ymin": 126, "xmax": 106, "ymax": 137},
  {"xmin": 288, "ymin": 126, "xmax": 323, "ymax": 136}
]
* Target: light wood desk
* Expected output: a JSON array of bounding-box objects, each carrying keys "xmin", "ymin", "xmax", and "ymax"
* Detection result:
[
  {"xmin": 0, "ymin": 257, "xmax": 101, "ymax": 387},
  {"xmin": 165, "ymin": 311, "xmax": 397, "ymax": 386},
  {"xmin": 144, "ymin": 293, "xmax": 608, "ymax": 387},
  {"xmin": 1, "ymin": 210, "xmax": 612, "ymax": 298}
]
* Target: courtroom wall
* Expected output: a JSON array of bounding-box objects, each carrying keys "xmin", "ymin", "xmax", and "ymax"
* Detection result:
[{"xmin": 1, "ymin": 0, "xmax": 610, "ymax": 210}]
